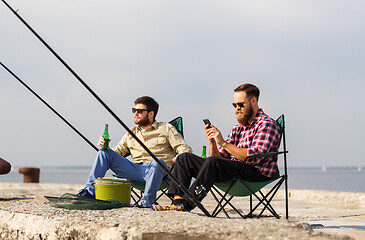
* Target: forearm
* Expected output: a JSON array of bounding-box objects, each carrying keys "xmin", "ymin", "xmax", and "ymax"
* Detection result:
[
  {"xmin": 219, "ymin": 141, "xmax": 248, "ymax": 162},
  {"xmin": 111, "ymin": 134, "xmax": 129, "ymax": 156},
  {"xmin": 169, "ymin": 125, "xmax": 193, "ymax": 154},
  {"xmin": 208, "ymin": 140, "xmax": 222, "ymax": 157}
]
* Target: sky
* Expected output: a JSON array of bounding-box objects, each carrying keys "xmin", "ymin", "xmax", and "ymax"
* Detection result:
[{"xmin": 1, "ymin": 0, "xmax": 364, "ymax": 168}]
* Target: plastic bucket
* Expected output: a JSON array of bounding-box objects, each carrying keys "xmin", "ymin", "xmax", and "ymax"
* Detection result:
[{"xmin": 94, "ymin": 178, "xmax": 131, "ymax": 203}]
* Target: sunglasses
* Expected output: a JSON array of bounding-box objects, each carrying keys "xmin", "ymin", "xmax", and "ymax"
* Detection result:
[
  {"xmin": 132, "ymin": 108, "xmax": 151, "ymax": 114},
  {"xmin": 232, "ymin": 102, "xmax": 245, "ymax": 108},
  {"xmin": 232, "ymin": 98, "xmax": 252, "ymax": 108},
  {"xmin": 232, "ymin": 98, "xmax": 252, "ymax": 109}
]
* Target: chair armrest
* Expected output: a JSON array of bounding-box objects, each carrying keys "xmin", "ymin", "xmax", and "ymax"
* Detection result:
[{"xmin": 247, "ymin": 151, "xmax": 288, "ymax": 159}]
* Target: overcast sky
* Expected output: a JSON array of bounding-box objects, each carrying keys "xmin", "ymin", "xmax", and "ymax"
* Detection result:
[{"xmin": 1, "ymin": 0, "xmax": 364, "ymax": 168}]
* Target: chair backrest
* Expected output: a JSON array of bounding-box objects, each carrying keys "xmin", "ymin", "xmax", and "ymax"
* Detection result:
[
  {"xmin": 169, "ymin": 116, "xmax": 184, "ymax": 138},
  {"xmin": 276, "ymin": 115, "xmax": 284, "ymax": 145},
  {"xmin": 276, "ymin": 114, "xmax": 288, "ymax": 171}
]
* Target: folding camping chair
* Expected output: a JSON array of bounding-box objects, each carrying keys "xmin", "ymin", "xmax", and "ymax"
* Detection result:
[
  {"xmin": 116, "ymin": 116, "xmax": 184, "ymax": 205},
  {"xmin": 210, "ymin": 114, "xmax": 288, "ymax": 219}
]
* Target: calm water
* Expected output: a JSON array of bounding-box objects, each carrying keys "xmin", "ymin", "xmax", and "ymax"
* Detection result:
[
  {"xmin": 281, "ymin": 167, "xmax": 365, "ymax": 192},
  {"xmin": 1, "ymin": 167, "xmax": 364, "ymax": 193}
]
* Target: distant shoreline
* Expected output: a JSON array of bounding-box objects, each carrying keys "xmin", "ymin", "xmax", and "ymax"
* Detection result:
[{"xmin": 2, "ymin": 167, "xmax": 365, "ymax": 192}]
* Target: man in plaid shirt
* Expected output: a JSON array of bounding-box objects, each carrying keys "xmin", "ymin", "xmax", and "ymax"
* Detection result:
[{"xmin": 156, "ymin": 83, "xmax": 281, "ymax": 211}]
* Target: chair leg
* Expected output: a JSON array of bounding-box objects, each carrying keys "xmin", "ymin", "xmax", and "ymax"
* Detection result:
[
  {"xmin": 257, "ymin": 189, "xmax": 280, "ymax": 219},
  {"xmin": 131, "ymin": 190, "xmax": 143, "ymax": 205},
  {"xmin": 153, "ymin": 178, "xmax": 173, "ymax": 204},
  {"xmin": 212, "ymin": 182, "xmax": 236, "ymax": 218},
  {"xmin": 162, "ymin": 179, "xmax": 173, "ymax": 201},
  {"xmin": 130, "ymin": 187, "xmax": 141, "ymax": 205},
  {"xmin": 153, "ymin": 188, "xmax": 173, "ymax": 204},
  {"xmin": 154, "ymin": 190, "xmax": 165, "ymax": 204},
  {"xmin": 211, "ymin": 182, "xmax": 246, "ymax": 219},
  {"xmin": 210, "ymin": 187, "xmax": 230, "ymax": 218},
  {"xmin": 217, "ymin": 195, "xmax": 247, "ymax": 219},
  {"xmin": 245, "ymin": 177, "xmax": 284, "ymax": 219},
  {"xmin": 239, "ymin": 179, "xmax": 280, "ymax": 218},
  {"xmin": 256, "ymin": 177, "xmax": 285, "ymax": 218},
  {"xmin": 284, "ymin": 175, "xmax": 289, "ymax": 219},
  {"xmin": 249, "ymin": 194, "xmax": 253, "ymax": 218}
]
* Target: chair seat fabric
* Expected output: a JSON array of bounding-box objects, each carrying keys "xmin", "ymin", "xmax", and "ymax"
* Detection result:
[
  {"xmin": 130, "ymin": 177, "xmax": 170, "ymax": 191},
  {"xmin": 214, "ymin": 173, "xmax": 279, "ymax": 197}
]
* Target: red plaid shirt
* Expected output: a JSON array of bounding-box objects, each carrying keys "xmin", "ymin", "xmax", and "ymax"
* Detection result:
[{"xmin": 219, "ymin": 109, "xmax": 281, "ymax": 178}]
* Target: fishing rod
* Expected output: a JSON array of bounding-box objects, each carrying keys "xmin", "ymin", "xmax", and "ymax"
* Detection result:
[
  {"xmin": 2, "ymin": 0, "xmax": 211, "ymax": 216},
  {"xmin": 0, "ymin": 62, "xmax": 99, "ymax": 152}
]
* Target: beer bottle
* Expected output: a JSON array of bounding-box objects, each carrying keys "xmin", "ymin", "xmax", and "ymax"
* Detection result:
[
  {"xmin": 102, "ymin": 124, "xmax": 110, "ymax": 150},
  {"xmin": 201, "ymin": 145, "xmax": 207, "ymax": 158}
]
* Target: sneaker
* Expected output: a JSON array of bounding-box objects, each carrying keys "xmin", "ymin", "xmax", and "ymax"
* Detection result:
[{"xmin": 76, "ymin": 189, "xmax": 95, "ymax": 199}]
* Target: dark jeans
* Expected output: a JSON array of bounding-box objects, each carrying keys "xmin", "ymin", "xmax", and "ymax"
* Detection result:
[{"xmin": 168, "ymin": 152, "xmax": 271, "ymax": 204}]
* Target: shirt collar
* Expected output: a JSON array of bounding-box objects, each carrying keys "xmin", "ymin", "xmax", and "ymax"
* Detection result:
[
  {"xmin": 251, "ymin": 108, "xmax": 264, "ymax": 124},
  {"xmin": 137, "ymin": 121, "xmax": 158, "ymax": 131},
  {"xmin": 242, "ymin": 108, "xmax": 264, "ymax": 127}
]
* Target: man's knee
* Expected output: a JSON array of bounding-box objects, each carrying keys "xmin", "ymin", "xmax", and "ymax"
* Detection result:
[
  {"xmin": 175, "ymin": 152, "xmax": 194, "ymax": 165},
  {"xmin": 96, "ymin": 149, "xmax": 108, "ymax": 161},
  {"xmin": 97, "ymin": 148, "xmax": 112, "ymax": 156},
  {"xmin": 150, "ymin": 158, "xmax": 168, "ymax": 171},
  {"xmin": 203, "ymin": 156, "xmax": 221, "ymax": 168}
]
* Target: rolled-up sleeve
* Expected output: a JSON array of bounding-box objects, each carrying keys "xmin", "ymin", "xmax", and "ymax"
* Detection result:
[
  {"xmin": 112, "ymin": 133, "xmax": 130, "ymax": 157},
  {"xmin": 167, "ymin": 124, "xmax": 192, "ymax": 154}
]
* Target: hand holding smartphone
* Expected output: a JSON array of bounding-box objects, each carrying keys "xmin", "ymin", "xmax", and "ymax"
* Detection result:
[{"xmin": 203, "ymin": 119, "xmax": 212, "ymax": 129}]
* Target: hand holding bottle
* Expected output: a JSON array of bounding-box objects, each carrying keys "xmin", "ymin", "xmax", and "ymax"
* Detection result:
[
  {"xmin": 97, "ymin": 136, "xmax": 111, "ymax": 147},
  {"xmin": 100, "ymin": 124, "xmax": 110, "ymax": 150}
]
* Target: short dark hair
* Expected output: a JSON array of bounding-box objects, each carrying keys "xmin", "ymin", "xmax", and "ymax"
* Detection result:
[
  {"xmin": 134, "ymin": 96, "xmax": 159, "ymax": 120},
  {"xmin": 234, "ymin": 83, "xmax": 260, "ymax": 101}
]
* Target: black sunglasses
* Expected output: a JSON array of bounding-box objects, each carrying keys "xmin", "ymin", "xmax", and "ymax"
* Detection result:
[
  {"xmin": 132, "ymin": 108, "xmax": 151, "ymax": 114},
  {"xmin": 232, "ymin": 98, "xmax": 252, "ymax": 108},
  {"xmin": 232, "ymin": 102, "xmax": 245, "ymax": 108}
]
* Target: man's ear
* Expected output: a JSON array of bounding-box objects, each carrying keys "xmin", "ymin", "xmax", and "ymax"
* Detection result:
[
  {"xmin": 251, "ymin": 96, "xmax": 258, "ymax": 104},
  {"xmin": 149, "ymin": 111, "xmax": 155, "ymax": 120}
]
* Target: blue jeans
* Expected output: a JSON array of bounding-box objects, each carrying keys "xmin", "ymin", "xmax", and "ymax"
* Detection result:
[{"xmin": 84, "ymin": 149, "xmax": 168, "ymax": 207}]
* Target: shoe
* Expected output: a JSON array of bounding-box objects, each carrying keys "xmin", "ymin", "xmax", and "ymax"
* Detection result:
[
  {"xmin": 76, "ymin": 189, "xmax": 95, "ymax": 199},
  {"xmin": 153, "ymin": 203, "xmax": 188, "ymax": 212},
  {"xmin": 152, "ymin": 204, "xmax": 166, "ymax": 211},
  {"xmin": 153, "ymin": 199, "xmax": 193, "ymax": 212}
]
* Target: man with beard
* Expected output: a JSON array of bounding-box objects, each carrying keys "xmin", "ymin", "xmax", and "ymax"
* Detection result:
[
  {"xmin": 156, "ymin": 83, "xmax": 281, "ymax": 211},
  {"xmin": 77, "ymin": 96, "xmax": 192, "ymax": 208}
]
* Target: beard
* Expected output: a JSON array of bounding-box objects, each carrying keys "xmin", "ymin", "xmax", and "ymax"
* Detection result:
[
  {"xmin": 134, "ymin": 115, "xmax": 151, "ymax": 127},
  {"xmin": 236, "ymin": 103, "xmax": 254, "ymax": 124}
]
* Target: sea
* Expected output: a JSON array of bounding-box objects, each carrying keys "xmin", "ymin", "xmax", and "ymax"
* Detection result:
[{"xmin": 1, "ymin": 166, "xmax": 365, "ymax": 193}]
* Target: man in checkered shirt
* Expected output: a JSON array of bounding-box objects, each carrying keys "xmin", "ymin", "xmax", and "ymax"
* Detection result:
[{"xmin": 157, "ymin": 83, "xmax": 281, "ymax": 212}]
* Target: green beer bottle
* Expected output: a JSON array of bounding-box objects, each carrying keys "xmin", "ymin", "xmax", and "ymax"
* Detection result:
[
  {"xmin": 102, "ymin": 124, "xmax": 110, "ymax": 150},
  {"xmin": 201, "ymin": 145, "xmax": 207, "ymax": 158}
]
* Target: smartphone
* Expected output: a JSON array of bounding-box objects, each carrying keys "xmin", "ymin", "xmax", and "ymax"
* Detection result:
[{"xmin": 203, "ymin": 119, "xmax": 212, "ymax": 128}]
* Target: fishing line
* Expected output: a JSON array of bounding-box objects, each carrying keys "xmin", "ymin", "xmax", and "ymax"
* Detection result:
[
  {"xmin": 0, "ymin": 62, "xmax": 99, "ymax": 152},
  {"xmin": 1, "ymin": 0, "xmax": 210, "ymax": 216}
]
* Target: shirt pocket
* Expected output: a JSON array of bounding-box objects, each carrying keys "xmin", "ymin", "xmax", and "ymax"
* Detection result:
[
  {"xmin": 128, "ymin": 139, "xmax": 143, "ymax": 152},
  {"xmin": 148, "ymin": 137, "xmax": 167, "ymax": 148},
  {"xmin": 148, "ymin": 137, "xmax": 167, "ymax": 153}
]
